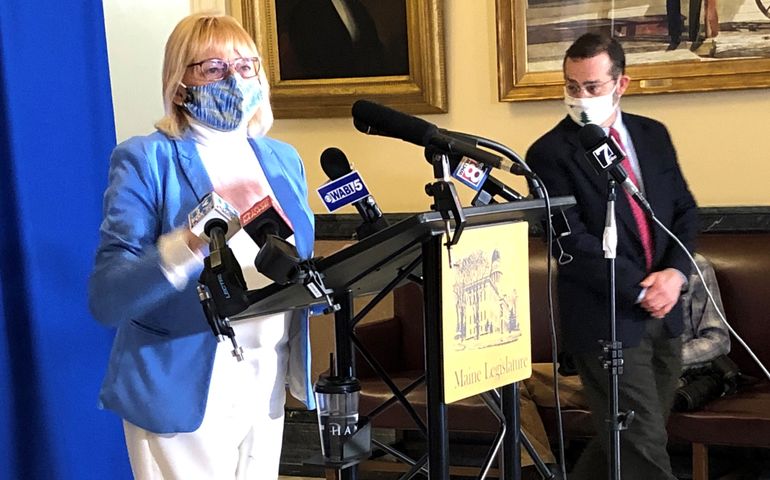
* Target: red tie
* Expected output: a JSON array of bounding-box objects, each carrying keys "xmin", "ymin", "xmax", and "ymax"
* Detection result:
[{"xmin": 609, "ymin": 127, "xmax": 654, "ymax": 271}]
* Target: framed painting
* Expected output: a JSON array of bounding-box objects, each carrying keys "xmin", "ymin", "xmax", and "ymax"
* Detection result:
[
  {"xmin": 231, "ymin": 0, "xmax": 447, "ymax": 118},
  {"xmin": 496, "ymin": 0, "xmax": 770, "ymax": 101}
]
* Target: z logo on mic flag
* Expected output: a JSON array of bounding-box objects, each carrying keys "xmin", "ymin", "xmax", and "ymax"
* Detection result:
[
  {"xmin": 317, "ymin": 171, "xmax": 371, "ymax": 212},
  {"xmin": 591, "ymin": 143, "xmax": 618, "ymax": 169}
]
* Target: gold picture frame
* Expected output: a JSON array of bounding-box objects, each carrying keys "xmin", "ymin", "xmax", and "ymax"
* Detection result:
[
  {"xmin": 496, "ymin": 0, "xmax": 770, "ymax": 101},
  {"xmin": 232, "ymin": 0, "xmax": 446, "ymax": 118}
]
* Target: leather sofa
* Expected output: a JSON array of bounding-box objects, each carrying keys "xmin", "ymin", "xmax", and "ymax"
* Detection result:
[{"xmin": 353, "ymin": 232, "xmax": 770, "ymax": 479}]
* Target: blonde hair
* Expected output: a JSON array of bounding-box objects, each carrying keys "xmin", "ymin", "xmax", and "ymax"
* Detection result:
[{"xmin": 155, "ymin": 13, "xmax": 273, "ymax": 138}]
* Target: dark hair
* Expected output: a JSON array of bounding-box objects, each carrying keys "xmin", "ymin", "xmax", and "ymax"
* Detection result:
[{"xmin": 564, "ymin": 33, "xmax": 626, "ymax": 78}]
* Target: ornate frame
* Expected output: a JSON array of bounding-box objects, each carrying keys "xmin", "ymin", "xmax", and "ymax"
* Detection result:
[
  {"xmin": 231, "ymin": 0, "xmax": 446, "ymax": 118},
  {"xmin": 495, "ymin": 0, "xmax": 770, "ymax": 101}
]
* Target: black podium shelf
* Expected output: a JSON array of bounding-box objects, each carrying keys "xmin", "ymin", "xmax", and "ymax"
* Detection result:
[{"xmin": 234, "ymin": 197, "xmax": 574, "ymax": 320}]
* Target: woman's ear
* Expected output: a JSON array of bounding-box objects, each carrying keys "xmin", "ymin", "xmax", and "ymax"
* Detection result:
[{"xmin": 173, "ymin": 84, "xmax": 187, "ymax": 106}]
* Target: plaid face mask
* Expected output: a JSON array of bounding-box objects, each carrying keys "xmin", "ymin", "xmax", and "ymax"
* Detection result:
[{"xmin": 182, "ymin": 74, "xmax": 262, "ymax": 132}]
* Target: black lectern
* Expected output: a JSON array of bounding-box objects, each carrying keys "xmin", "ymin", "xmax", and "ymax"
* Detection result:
[{"xmin": 234, "ymin": 196, "xmax": 575, "ymax": 479}]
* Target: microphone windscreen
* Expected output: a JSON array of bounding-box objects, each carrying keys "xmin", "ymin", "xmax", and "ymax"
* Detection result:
[
  {"xmin": 351, "ymin": 99, "xmax": 437, "ymax": 147},
  {"xmin": 203, "ymin": 218, "xmax": 229, "ymax": 237},
  {"xmin": 320, "ymin": 147, "xmax": 352, "ymax": 180},
  {"xmin": 353, "ymin": 117, "xmax": 373, "ymax": 135},
  {"xmin": 578, "ymin": 123, "xmax": 606, "ymax": 149}
]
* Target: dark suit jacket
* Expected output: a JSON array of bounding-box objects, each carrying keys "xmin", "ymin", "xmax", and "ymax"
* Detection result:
[
  {"xmin": 287, "ymin": 0, "xmax": 387, "ymax": 79},
  {"xmin": 526, "ymin": 113, "xmax": 698, "ymax": 354}
]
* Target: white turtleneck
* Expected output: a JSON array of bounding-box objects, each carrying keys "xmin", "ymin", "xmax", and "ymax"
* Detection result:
[{"xmin": 188, "ymin": 121, "xmax": 268, "ymax": 213}]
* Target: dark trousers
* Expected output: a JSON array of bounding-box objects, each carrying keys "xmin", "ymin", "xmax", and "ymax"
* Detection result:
[
  {"xmin": 667, "ymin": 0, "xmax": 683, "ymax": 42},
  {"xmin": 570, "ymin": 320, "xmax": 682, "ymax": 480},
  {"xmin": 688, "ymin": 0, "xmax": 703, "ymax": 41}
]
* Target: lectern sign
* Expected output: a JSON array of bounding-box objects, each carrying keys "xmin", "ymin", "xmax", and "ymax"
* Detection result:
[{"xmin": 441, "ymin": 221, "xmax": 531, "ymax": 404}]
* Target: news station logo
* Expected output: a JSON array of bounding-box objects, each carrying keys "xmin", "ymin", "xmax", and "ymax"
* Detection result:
[
  {"xmin": 188, "ymin": 192, "xmax": 239, "ymax": 228},
  {"xmin": 240, "ymin": 196, "xmax": 274, "ymax": 225},
  {"xmin": 452, "ymin": 158, "xmax": 490, "ymax": 191},
  {"xmin": 317, "ymin": 171, "xmax": 371, "ymax": 212},
  {"xmin": 591, "ymin": 143, "xmax": 618, "ymax": 169}
]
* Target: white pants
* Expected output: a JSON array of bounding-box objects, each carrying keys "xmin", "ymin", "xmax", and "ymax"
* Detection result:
[{"xmin": 124, "ymin": 313, "xmax": 290, "ymax": 480}]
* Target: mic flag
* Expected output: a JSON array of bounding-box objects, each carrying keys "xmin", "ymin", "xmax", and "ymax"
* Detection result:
[
  {"xmin": 452, "ymin": 157, "xmax": 491, "ymax": 191},
  {"xmin": 319, "ymin": 146, "xmax": 388, "ymax": 239},
  {"xmin": 235, "ymin": 196, "xmax": 300, "ymax": 285},
  {"xmin": 189, "ymin": 192, "xmax": 241, "ymax": 242},
  {"xmin": 578, "ymin": 123, "xmax": 626, "ymax": 176},
  {"xmin": 577, "ymin": 123, "xmax": 649, "ymax": 208},
  {"xmin": 240, "ymin": 196, "xmax": 293, "ymax": 247},
  {"xmin": 317, "ymin": 170, "xmax": 371, "ymax": 212}
]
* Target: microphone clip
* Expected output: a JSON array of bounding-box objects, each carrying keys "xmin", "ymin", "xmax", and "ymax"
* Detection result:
[
  {"xmin": 196, "ymin": 284, "xmax": 245, "ymax": 361},
  {"xmin": 425, "ymin": 152, "xmax": 466, "ymax": 264},
  {"xmin": 295, "ymin": 259, "xmax": 340, "ymax": 315},
  {"xmin": 254, "ymin": 235, "xmax": 340, "ymax": 314}
]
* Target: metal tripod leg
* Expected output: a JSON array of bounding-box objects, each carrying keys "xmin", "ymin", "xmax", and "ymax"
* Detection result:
[{"xmin": 520, "ymin": 429, "xmax": 558, "ymax": 480}]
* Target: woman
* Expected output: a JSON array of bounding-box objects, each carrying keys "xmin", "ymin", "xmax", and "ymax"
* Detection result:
[{"xmin": 89, "ymin": 14, "xmax": 315, "ymax": 479}]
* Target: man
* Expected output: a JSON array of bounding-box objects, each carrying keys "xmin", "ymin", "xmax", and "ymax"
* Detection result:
[{"xmin": 525, "ymin": 33, "xmax": 698, "ymax": 479}]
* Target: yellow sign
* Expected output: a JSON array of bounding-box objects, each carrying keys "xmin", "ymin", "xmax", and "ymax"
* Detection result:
[{"xmin": 441, "ymin": 221, "xmax": 531, "ymax": 404}]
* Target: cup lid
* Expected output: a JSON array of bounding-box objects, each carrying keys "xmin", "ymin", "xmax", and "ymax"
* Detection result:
[{"xmin": 314, "ymin": 375, "xmax": 361, "ymax": 394}]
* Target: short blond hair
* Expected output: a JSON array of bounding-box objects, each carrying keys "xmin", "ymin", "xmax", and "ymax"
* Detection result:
[{"xmin": 155, "ymin": 13, "xmax": 273, "ymax": 138}]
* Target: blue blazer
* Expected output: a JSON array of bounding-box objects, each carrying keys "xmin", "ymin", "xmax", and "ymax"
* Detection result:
[{"xmin": 89, "ymin": 131, "xmax": 316, "ymax": 434}]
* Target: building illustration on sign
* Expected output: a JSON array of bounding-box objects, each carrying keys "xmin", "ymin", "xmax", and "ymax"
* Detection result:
[{"xmin": 450, "ymin": 248, "xmax": 522, "ymax": 350}]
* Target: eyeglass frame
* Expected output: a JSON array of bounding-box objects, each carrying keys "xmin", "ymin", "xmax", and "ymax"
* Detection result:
[
  {"xmin": 563, "ymin": 77, "xmax": 618, "ymax": 97},
  {"xmin": 186, "ymin": 57, "xmax": 262, "ymax": 82}
]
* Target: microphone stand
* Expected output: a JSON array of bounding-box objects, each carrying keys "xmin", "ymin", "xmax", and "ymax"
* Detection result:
[
  {"xmin": 197, "ymin": 221, "xmax": 246, "ymax": 361},
  {"xmin": 602, "ymin": 179, "xmax": 633, "ymax": 480}
]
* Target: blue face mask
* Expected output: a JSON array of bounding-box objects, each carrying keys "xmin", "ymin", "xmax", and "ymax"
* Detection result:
[{"xmin": 182, "ymin": 74, "xmax": 262, "ymax": 131}]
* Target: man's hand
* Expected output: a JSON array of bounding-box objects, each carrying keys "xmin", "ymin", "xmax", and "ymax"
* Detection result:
[{"xmin": 639, "ymin": 268, "xmax": 685, "ymax": 319}]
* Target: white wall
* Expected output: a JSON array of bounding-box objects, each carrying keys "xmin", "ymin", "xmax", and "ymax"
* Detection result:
[{"xmin": 103, "ymin": 0, "xmax": 191, "ymax": 142}]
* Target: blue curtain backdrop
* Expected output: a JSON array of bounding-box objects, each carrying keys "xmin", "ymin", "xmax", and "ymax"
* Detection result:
[{"xmin": 0, "ymin": 1, "xmax": 132, "ymax": 478}]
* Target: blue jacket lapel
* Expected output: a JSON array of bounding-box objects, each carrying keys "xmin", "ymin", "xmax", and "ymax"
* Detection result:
[
  {"xmin": 173, "ymin": 136, "xmax": 213, "ymax": 203},
  {"xmin": 250, "ymin": 138, "xmax": 315, "ymax": 259}
]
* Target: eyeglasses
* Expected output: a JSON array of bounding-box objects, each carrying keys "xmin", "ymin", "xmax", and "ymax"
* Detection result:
[
  {"xmin": 187, "ymin": 57, "xmax": 261, "ymax": 82},
  {"xmin": 564, "ymin": 78, "xmax": 616, "ymax": 97}
]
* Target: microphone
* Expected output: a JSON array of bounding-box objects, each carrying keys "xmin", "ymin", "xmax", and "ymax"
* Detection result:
[
  {"xmin": 351, "ymin": 100, "xmax": 525, "ymax": 176},
  {"xmin": 188, "ymin": 192, "xmax": 241, "ymax": 242},
  {"xmin": 240, "ymin": 196, "xmax": 293, "ymax": 248},
  {"xmin": 199, "ymin": 217, "xmax": 250, "ymax": 319},
  {"xmin": 320, "ymin": 147, "xmax": 388, "ymax": 239},
  {"xmin": 188, "ymin": 192, "xmax": 249, "ymax": 319},
  {"xmin": 423, "ymin": 147, "xmax": 525, "ymax": 204},
  {"xmin": 240, "ymin": 197, "xmax": 339, "ymax": 313},
  {"xmin": 238, "ymin": 196, "xmax": 301, "ymax": 285},
  {"xmin": 578, "ymin": 123, "xmax": 652, "ymax": 212}
]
